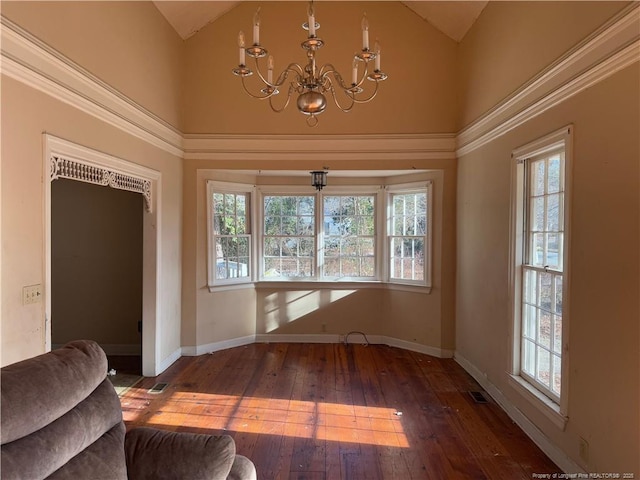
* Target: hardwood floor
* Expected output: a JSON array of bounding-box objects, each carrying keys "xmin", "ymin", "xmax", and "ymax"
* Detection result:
[{"xmin": 119, "ymin": 343, "xmax": 559, "ymax": 479}]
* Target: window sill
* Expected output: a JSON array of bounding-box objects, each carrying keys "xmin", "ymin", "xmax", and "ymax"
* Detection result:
[
  {"xmin": 208, "ymin": 281, "xmax": 431, "ymax": 294},
  {"xmin": 508, "ymin": 374, "xmax": 568, "ymax": 431},
  {"xmin": 208, "ymin": 282, "xmax": 255, "ymax": 293}
]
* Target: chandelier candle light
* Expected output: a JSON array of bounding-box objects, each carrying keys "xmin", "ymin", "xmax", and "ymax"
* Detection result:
[{"xmin": 232, "ymin": 2, "xmax": 388, "ymax": 127}]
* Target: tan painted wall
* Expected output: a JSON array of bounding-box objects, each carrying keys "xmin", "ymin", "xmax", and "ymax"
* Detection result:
[
  {"xmin": 182, "ymin": 160, "xmax": 456, "ymax": 353},
  {"xmin": 1, "ymin": 76, "xmax": 183, "ymax": 367},
  {"xmin": 51, "ymin": 179, "xmax": 143, "ymax": 351},
  {"xmin": 182, "ymin": 1, "xmax": 457, "ymax": 134},
  {"xmin": 1, "ymin": 1, "xmax": 184, "ymax": 129},
  {"xmin": 457, "ymin": 1, "xmax": 629, "ymax": 129},
  {"xmin": 456, "ymin": 65, "xmax": 639, "ymax": 473}
]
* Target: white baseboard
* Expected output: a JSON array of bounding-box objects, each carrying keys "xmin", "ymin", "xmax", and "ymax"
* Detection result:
[
  {"xmin": 254, "ymin": 333, "xmax": 454, "ymax": 359},
  {"xmin": 181, "ymin": 334, "xmax": 256, "ymax": 356},
  {"xmin": 158, "ymin": 347, "xmax": 182, "ymax": 373},
  {"xmin": 255, "ymin": 333, "xmax": 341, "ymax": 344},
  {"xmin": 382, "ymin": 336, "xmax": 454, "ymax": 358},
  {"xmin": 454, "ymin": 352, "xmax": 584, "ymax": 474}
]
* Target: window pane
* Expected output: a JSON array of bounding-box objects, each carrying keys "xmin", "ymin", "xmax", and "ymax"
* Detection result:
[
  {"xmin": 553, "ymin": 314, "xmax": 562, "ymax": 355},
  {"xmin": 299, "ymin": 196, "xmax": 314, "ymax": 215},
  {"xmin": 548, "ymin": 155, "xmax": 561, "ymax": 194},
  {"xmin": 536, "ymin": 347, "xmax": 551, "ymax": 387},
  {"xmin": 359, "ymin": 238, "xmax": 375, "ymax": 256},
  {"xmin": 546, "ymin": 194, "xmax": 560, "ymax": 231},
  {"xmin": 298, "ymin": 216, "xmax": 314, "ymax": 235},
  {"xmin": 264, "ymin": 258, "xmax": 280, "ymax": 276},
  {"xmin": 554, "ymin": 276, "xmax": 563, "ymax": 314},
  {"xmin": 298, "ymin": 259, "xmax": 313, "ymax": 277},
  {"xmin": 546, "ymin": 233, "xmax": 561, "ymax": 269},
  {"xmin": 523, "ymin": 304, "xmax": 536, "ymax": 340},
  {"xmin": 522, "ymin": 339, "xmax": 535, "ymax": 376},
  {"xmin": 539, "ymin": 272, "xmax": 552, "ymax": 311},
  {"xmin": 523, "ymin": 269, "xmax": 537, "ymax": 304},
  {"xmin": 552, "ymin": 354, "xmax": 562, "ymax": 396},
  {"xmin": 325, "ymin": 258, "xmax": 340, "ymax": 277},
  {"xmin": 538, "ymin": 311, "xmax": 551, "ymax": 349},
  {"xmin": 361, "ymin": 257, "xmax": 375, "ymax": 277},
  {"xmin": 299, "ymin": 238, "xmax": 314, "ymax": 256},
  {"xmin": 282, "ymin": 216, "xmax": 297, "ymax": 235},
  {"xmin": 532, "ymin": 233, "xmax": 544, "ymax": 266},
  {"xmin": 532, "ymin": 160, "xmax": 546, "ymax": 196},
  {"xmin": 531, "ymin": 197, "xmax": 545, "ymax": 232}
]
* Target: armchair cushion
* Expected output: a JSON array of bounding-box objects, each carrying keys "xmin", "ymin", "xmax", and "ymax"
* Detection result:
[
  {"xmin": 1, "ymin": 340, "xmax": 257, "ymax": 480},
  {"xmin": 125, "ymin": 427, "xmax": 238, "ymax": 480}
]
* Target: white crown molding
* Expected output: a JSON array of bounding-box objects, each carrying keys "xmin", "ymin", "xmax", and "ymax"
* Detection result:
[
  {"xmin": 2, "ymin": 5, "xmax": 638, "ymax": 161},
  {"xmin": 183, "ymin": 134, "xmax": 457, "ymax": 162},
  {"xmin": 456, "ymin": 3, "xmax": 640, "ymax": 157},
  {"xmin": 0, "ymin": 16, "xmax": 184, "ymax": 157}
]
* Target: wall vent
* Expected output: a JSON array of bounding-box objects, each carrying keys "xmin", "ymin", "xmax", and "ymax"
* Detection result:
[
  {"xmin": 149, "ymin": 382, "xmax": 168, "ymax": 394},
  {"xmin": 469, "ymin": 391, "xmax": 489, "ymax": 404}
]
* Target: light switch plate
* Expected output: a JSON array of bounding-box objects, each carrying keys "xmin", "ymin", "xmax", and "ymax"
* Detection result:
[{"xmin": 23, "ymin": 284, "xmax": 42, "ymax": 305}]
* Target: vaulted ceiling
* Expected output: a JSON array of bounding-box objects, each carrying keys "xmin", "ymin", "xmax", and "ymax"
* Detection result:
[{"xmin": 153, "ymin": 1, "xmax": 488, "ymax": 43}]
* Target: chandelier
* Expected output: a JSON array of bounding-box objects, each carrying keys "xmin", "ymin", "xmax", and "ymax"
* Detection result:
[{"xmin": 232, "ymin": 2, "xmax": 388, "ymax": 127}]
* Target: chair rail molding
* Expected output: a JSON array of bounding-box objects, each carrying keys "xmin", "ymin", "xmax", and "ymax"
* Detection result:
[
  {"xmin": 456, "ymin": 3, "xmax": 640, "ymax": 157},
  {"xmin": 183, "ymin": 133, "xmax": 457, "ymax": 162},
  {"xmin": 2, "ymin": 4, "xmax": 638, "ymax": 160},
  {"xmin": 0, "ymin": 15, "xmax": 183, "ymax": 157}
]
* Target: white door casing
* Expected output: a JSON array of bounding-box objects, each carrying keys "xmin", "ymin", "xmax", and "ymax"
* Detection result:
[{"xmin": 43, "ymin": 134, "xmax": 162, "ymax": 376}]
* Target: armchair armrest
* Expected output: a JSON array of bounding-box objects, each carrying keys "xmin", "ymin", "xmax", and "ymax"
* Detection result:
[{"xmin": 125, "ymin": 427, "xmax": 250, "ymax": 480}]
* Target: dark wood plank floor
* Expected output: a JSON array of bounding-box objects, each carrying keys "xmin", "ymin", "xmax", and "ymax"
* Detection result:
[{"xmin": 119, "ymin": 343, "xmax": 559, "ymax": 479}]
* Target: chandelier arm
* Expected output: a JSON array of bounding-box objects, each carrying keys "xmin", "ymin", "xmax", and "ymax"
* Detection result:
[
  {"xmin": 240, "ymin": 75, "xmax": 278, "ymax": 100},
  {"xmin": 327, "ymin": 82, "xmax": 356, "ymax": 113},
  {"xmin": 253, "ymin": 58, "xmax": 305, "ymax": 88},
  {"xmin": 350, "ymin": 79, "xmax": 380, "ymax": 104},
  {"xmin": 268, "ymin": 83, "xmax": 295, "ymax": 113},
  {"xmin": 319, "ymin": 63, "xmax": 359, "ymax": 91}
]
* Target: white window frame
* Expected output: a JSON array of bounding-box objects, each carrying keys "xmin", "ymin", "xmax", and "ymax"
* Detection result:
[
  {"xmin": 321, "ymin": 191, "xmax": 380, "ymax": 281},
  {"xmin": 508, "ymin": 126, "xmax": 572, "ymax": 429},
  {"xmin": 256, "ymin": 185, "xmax": 384, "ymax": 282},
  {"xmin": 386, "ymin": 181, "xmax": 433, "ymax": 288},
  {"xmin": 206, "ymin": 180, "xmax": 254, "ymax": 288}
]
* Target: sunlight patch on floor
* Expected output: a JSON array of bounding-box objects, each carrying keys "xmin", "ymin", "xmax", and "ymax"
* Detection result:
[{"xmin": 129, "ymin": 390, "xmax": 409, "ymax": 448}]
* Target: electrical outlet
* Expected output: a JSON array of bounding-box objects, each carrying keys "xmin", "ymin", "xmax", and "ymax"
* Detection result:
[
  {"xmin": 579, "ymin": 437, "xmax": 589, "ymax": 463},
  {"xmin": 22, "ymin": 284, "xmax": 42, "ymax": 305},
  {"xmin": 321, "ymin": 323, "xmax": 327, "ymax": 332}
]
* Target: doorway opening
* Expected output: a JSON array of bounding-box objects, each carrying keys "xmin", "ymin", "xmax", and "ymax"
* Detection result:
[
  {"xmin": 52, "ymin": 179, "xmax": 143, "ymax": 375},
  {"xmin": 44, "ymin": 135, "xmax": 161, "ymax": 376}
]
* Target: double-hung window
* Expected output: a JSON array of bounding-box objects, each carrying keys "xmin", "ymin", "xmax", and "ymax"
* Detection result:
[
  {"xmin": 511, "ymin": 126, "xmax": 572, "ymax": 419},
  {"xmin": 207, "ymin": 181, "xmax": 252, "ymax": 286},
  {"xmin": 263, "ymin": 194, "xmax": 315, "ymax": 278},
  {"xmin": 259, "ymin": 190, "xmax": 378, "ymax": 281},
  {"xmin": 323, "ymin": 194, "xmax": 376, "ymax": 279},
  {"xmin": 387, "ymin": 183, "xmax": 432, "ymax": 287}
]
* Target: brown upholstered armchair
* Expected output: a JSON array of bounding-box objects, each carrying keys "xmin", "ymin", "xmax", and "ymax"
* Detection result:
[{"xmin": 0, "ymin": 340, "xmax": 257, "ymax": 480}]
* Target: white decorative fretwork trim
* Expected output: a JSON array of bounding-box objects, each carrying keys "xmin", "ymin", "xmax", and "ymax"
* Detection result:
[{"xmin": 50, "ymin": 154, "xmax": 152, "ymax": 212}]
